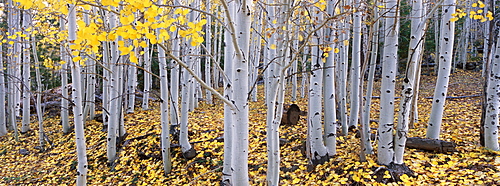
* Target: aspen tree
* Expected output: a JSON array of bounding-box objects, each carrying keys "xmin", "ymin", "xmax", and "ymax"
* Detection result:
[
  {"xmin": 264, "ymin": 0, "xmax": 280, "ymax": 184},
  {"xmin": 338, "ymin": 0, "xmax": 351, "ymax": 135},
  {"xmin": 7, "ymin": 0, "xmax": 20, "ymax": 141},
  {"xmin": 205, "ymin": 0, "xmax": 213, "ymax": 104},
  {"xmin": 21, "ymin": 10, "xmax": 31, "ymax": 133},
  {"xmin": 324, "ymin": 0, "xmax": 339, "ymax": 155},
  {"xmin": 307, "ymin": 3, "xmax": 329, "ymax": 165},
  {"xmin": 361, "ymin": 2, "xmax": 380, "ymax": 155},
  {"xmin": 232, "ymin": 0, "xmax": 251, "ymax": 182},
  {"xmin": 483, "ymin": 31, "xmax": 500, "ymax": 151},
  {"xmin": 68, "ymin": 4, "xmax": 88, "ymax": 185},
  {"xmin": 32, "ymin": 37, "xmax": 45, "ymax": 151},
  {"xmin": 349, "ymin": 0, "xmax": 362, "ymax": 129},
  {"xmin": 142, "ymin": 39, "xmax": 151, "ymax": 110},
  {"xmin": 60, "ymin": 17, "xmax": 70, "ymax": 134},
  {"xmin": 394, "ymin": 0, "xmax": 426, "ymax": 164},
  {"xmin": 426, "ymin": 0, "xmax": 456, "ymax": 139},
  {"xmin": 0, "ymin": 38, "xmax": 6, "ymax": 136},
  {"xmin": 158, "ymin": 32, "xmax": 173, "ymax": 175},
  {"xmin": 377, "ymin": 0, "xmax": 399, "ymax": 165},
  {"xmin": 107, "ymin": 5, "xmax": 120, "ymax": 163},
  {"xmin": 222, "ymin": 0, "xmax": 235, "ymax": 183}
]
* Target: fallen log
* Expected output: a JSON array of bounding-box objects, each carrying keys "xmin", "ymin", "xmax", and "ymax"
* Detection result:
[{"xmin": 405, "ymin": 137, "xmax": 457, "ymax": 153}]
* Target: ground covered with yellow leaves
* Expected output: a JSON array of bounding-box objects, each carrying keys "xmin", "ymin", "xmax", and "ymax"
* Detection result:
[{"xmin": 1, "ymin": 69, "xmax": 499, "ymax": 185}]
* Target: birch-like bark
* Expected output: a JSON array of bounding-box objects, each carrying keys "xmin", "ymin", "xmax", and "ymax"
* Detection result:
[
  {"xmin": 377, "ymin": 0, "xmax": 399, "ymax": 165},
  {"xmin": 127, "ymin": 47, "xmax": 138, "ymax": 114},
  {"xmin": 159, "ymin": 41, "xmax": 172, "ymax": 174},
  {"xmin": 307, "ymin": 6, "xmax": 328, "ymax": 165},
  {"xmin": 59, "ymin": 17, "xmax": 70, "ymax": 134},
  {"xmin": 205, "ymin": 0, "xmax": 213, "ymax": 104},
  {"xmin": 222, "ymin": 1, "xmax": 235, "ymax": 183},
  {"xmin": 107, "ymin": 6, "xmax": 120, "ymax": 163},
  {"xmin": 264, "ymin": 1, "xmax": 279, "ymax": 184},
  {"xmin": 426, "ymin": 0, "xmax": 456, "ymax": 139},
  {"xmin": 142, "ymin": 39, "xmax": 151, "ymax": 110},
  {"xmin": 7, "ymin": 0, "xmax": 19, "ymax": 141},
  {"xmin": 324, "ymin": 0, "xmax": 339, "ymax": 156},
  {"xmin": 483, "ymin": 31, "xmax": 500, "ymax": 151},
  {"xmin": 180, "ymin": 40, "xmax": 195, "ymax": 157},
  {"xmin": 21, "ymin": 10, "xmax": 31, "ymax": 133},
  {"xmin": 394, "ymin": 0, "xmax": 425, "ymax": 164},
  {"xmin": 32, "ymin": 37, "xmax": 45, "ymax": 151},
  {"xmin": 0, "ymin": 37, "xmax": 7, "ymax": 136},
  {"xmin": 361, "ymin": 2, "xmax": 379, "ymax": 155},
  {"xmin": 232, "ymin": 0, "xmax": 251, "ymax": 183},
  {"xmin": 68, "ymin": 4, "xmax": 88, "ymax": 185},
  {"xmin": 338, "ymin": 2, "xmax": 350, "ymax": 135},
  {"xmin": 349, "ymin": 0, "xmax": 362, "ymax": 129},
  {"xmin": 301, "ymin": 46, "xmax": 309, "ymax": 98}
]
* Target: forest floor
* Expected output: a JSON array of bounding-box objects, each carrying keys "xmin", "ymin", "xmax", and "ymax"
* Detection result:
[{"xmin": 1, "ymin": 69, "xmax": 499, "ymax": 185}]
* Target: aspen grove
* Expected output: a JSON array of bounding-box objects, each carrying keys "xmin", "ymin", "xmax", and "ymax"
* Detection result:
[{"xmin": 0, "ymin": 0, "xmax": 499, "ymax": 185}]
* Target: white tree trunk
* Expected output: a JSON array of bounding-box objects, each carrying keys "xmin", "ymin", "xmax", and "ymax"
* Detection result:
[
  {"xmin": 232, "ymin": 0, "xmax": 251, "ymax": 184},
  {"xmin": 349, "ymin": 0, "xmax": 362, "ymax": 129},
  {"xmin": 142, "ymin": 39, "xmax": 151, "ymax": 110},
  {"xmin": 7, "ymin": 0, "xmax": 20, "ymax": 141},
  {"xmin": 426, "ymin": 0, "xmax": 456, "ymax": 139},
  {"xmin": 158, "ymin": 43, "xmax": 172, "ymax": 173},
  {"xmin": 222, "ymin": 1, "xmax": 235, "ymax": 183},
  {"xmin": 394, "ymin": 0, "xmax": 425, "ymax": 164},
  {"xmin": 307, "ymin": 6, "xmax": 328, "ymax": 164},
  {"xmin": 324, "ymin": 0, "xmax": 339, "ymax": 156},
  {"xmin": 205, "ymin": 0, "xmax": 213, "ymax": 104},
  {"xmin": 68, "ymin": 4, "xmax": 88, "ymax": 185},
  {"xmin": 377, "ymin": 0, "xmax": 399, "ymax": 165},
  {"xmin": 0, "ymin": 38, "xmax": 7, "ymax": 136},
  {"xmin": 59, "ymin": 17, "xmax": 70, "ymax": 134},
  {"xmin": 180, "ymin": 42, "xmax": 195, "ymax": 157},
  {"xmin": 107, "ymin": 6, "xmax": 120, "ymax": 163},
  {"xmin": 484, "ymin": 32, "xmax": 500, "ymax": 151},
  {"xmin": 21, "ymin": 10, "xmax": 31, "ymax": 133},
  {"xmin": 32, "ymin": 38, "xmax": 45, "ymax": 151}
]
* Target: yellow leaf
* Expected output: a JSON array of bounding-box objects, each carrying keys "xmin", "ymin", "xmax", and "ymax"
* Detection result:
[
  {"xmin": 334, "ymin": 48, "xmax": 340, "ymax": 53},
  {"xmin": 270, "ymin": 44, "xmax": 276, "ymax": 49},
  {"xmin": 343, "ymin": 40, "xmax": 349, "ymax": 46}
]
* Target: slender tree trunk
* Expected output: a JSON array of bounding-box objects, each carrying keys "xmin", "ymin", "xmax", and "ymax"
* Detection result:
[
  {"xmin": 232, "ymin": 0, "xmax": 251, "ymax": 183},
  {"xmin": 222, "ymin": 1, "xmax": 235, "ymax": 183},
  {"xmin": 68, "ymin": 4, "xmax": 88, "ymax": 185},
  {"xmin": 394, "ymin": 0, "xmax": 425, "ymax": 164},
  {"xmin": 361, "ymin": 2, "xmax": 379, "ymax": 155},
  {"xmin": 32, "ymin": 37, "xmax": 45, "ymax": 151},
  {"xmin": 59, "ymin": 17, "xmax": 70, "ymax": 134},
  {"xmin": 0, "ymin": 37, "xmax": 7, "ymax": 136},
  {"xmin": 107, "ymin": 6, "xmax": 120, "ymax": 163},
  {"xmin": 158, "ymin": 43, "xmax": 172, "ymax": 173},
  {"xmin": 377, "ymin": 0, "xmax": 399, "ymax": 165},
  {"xmin": 21, "ymin": 10, "xmax": 31, "ymax": 133},
  {"xmin": 142, "ymin": 39, "xmax": 151, "ymax": 110},
  {"xmin": 483, "ymin": 31, "xmax": 500, "ymax": 151},
  {"xmin": 349, "ymin": 0, "xmax": 362, "ymax": 129},
  {"xmin": 426, "ymin": 0, "xmax": 456, "ymax": 139}
]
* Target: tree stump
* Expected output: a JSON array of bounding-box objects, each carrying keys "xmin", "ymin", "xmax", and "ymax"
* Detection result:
[{"xmin": 281, "ymin": 104, "xmax": 301, "ymax": 125}]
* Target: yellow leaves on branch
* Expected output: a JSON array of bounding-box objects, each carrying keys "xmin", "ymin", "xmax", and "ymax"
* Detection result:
[{"xmin": 451, "ymin": 1, "xmax": 492, "ymax": 22}]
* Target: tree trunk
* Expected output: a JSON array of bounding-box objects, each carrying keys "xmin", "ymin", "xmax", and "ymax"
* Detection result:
[
  {"xmin": 394, "ymin": 0, "xmax": 425, "ymax": 164},
  {"xmin": 483, "ymin": 30, "xmax": 500, "ymax": 151},
  {"xmin": 426, "ymin": 0, "xmax": 456, "ymax": 139},
  {"xmin": 377, "ymin": 0, "xmax": 399, "ymax": 165},
  {"xmin": 21, "ymin": 10, "xmax": 31, "ymax": 133},
  {"xmin": 68, "ymin": 4, "xmax": 88, "ymax": 185},
  {"xmin": 0, "ymin": 35, "xmax": 7, "ymax": 136}
]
